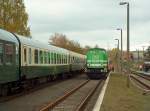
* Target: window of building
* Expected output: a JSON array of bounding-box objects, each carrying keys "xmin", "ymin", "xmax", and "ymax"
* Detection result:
[
  {"xmin": 29, "ymin": 48, "xmax": 32, "ymax": 64},
  {"xmin": 40, "ymin": 50, "xmax": 43, "ymax": 64},
  {"xmin": 0, "ymin": 43, "xmax": 3, "ymax": 65},
  {"xmin": 5, "ymin": 44, "xmax": 13, "ymax": 65},
  {"xmin": 34, "ymin": 49, "xmax": 38, "ymax": 64}
]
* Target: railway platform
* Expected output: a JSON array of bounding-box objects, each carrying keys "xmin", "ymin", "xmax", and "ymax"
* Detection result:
[{"xmin": 94, "ymin": 72, "xmax": 150, "ymax": 111}]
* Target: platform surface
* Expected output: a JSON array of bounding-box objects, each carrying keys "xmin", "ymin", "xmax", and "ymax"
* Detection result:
[{"xmin": 100, "ymin": 73, "xmax": 150, "ymax": 111}]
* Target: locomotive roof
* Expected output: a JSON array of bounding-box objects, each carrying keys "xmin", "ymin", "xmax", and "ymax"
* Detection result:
[
  {"xmin": 16, "ymin": 34, "xmax": 69, "ymax": 54},
  {"xmin": 88, "ymin": 48, "xmax": 106, "ymax": 51},
  {"xmin": 0, "ymin": 29, "xmax": 19, "ymax": 44}
]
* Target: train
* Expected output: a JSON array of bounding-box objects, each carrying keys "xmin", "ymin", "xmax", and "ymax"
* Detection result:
[
  {"xmin": 85, "ymin": 48, "xmax": 108, "ymax": 79},
  {"xmin": 0, "ymin": 29, "xmax": 85, "ymax": 96}
]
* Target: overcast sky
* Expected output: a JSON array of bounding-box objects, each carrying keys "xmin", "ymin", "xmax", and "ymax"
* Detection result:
[{"xmin": 24, "ymin": 0, "xmax": 150, "ymax": 51}]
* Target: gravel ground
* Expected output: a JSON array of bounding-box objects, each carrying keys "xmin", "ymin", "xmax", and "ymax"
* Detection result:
[{"xmin": 0, "ymin": 74, "xmax": 88, "ymax": 111}]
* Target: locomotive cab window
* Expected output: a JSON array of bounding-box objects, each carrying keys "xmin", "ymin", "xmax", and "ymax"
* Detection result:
[
  {"xmin": 0, "ymin": 43, "xmax": 3, "ymax": 65},
  {"xmin": 5, "ymin": 44, "xmax": 13, "ymax": 65}
]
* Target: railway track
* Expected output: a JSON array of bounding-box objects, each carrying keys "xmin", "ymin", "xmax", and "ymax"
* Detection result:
[
  {"xmin": 40, "ymin": 79, "xmax": 104, "ymax": 111},
  {"xmin": 0, "ymin": 74, "xmax": 90, "ymax": 111},
  {"xmin": 0, "ymin": 79, "xmax": 64, "ymax": 103},
  {"xmin": 135, "ymin": 73, "xmax": 150, "ymax": 81},
  {"xmin": 130, "ymin": 74, "xmax": 150, "ymax": 90},
  {"xmin": 130, "ymin": 69, "xmax": 150, "ymax": 81},
  {"xmin": 0, "ymin": 74, "xmax": 83, "ymax": 103}
]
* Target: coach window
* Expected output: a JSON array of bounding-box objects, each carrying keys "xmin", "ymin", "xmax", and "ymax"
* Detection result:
[
  {"xmin": 40, "ymin": 50, "xmax": 43, "ymax": 64},
  {"xmin": 23, "ymin": 47, "xmax": 27, "ymax": 64},
  {"xmin": 28, "ymin": 48, "xmax": 32, "ymax": 64},
  {"xmin": 0, "ymin": 43, "xmax": 3, "ymax": 65},
  {"xmin": 63, "ymin": 55, "xmax": 65, "ymax": 64},
  {"xmin": 54, "ymin": 53, "xmax": 57, "ymax": 64},
  {"xmin": 62, "ymin": 54, "xmax": 63, "ymax": 64},
  {"xmin": 48, "ymin": 52, "xmax": 51, "ymax": 64},
  {"xmin": 57, "ymin": 54, "xmax": 59, "ymax": 64},
  {"xmin": 64, "ymin": 55, "xmax": 66, "ymax": 64},
  {"xmin": 53, "ymin": 53, "xmax": 55, "ymax": 64},
  {"xmin": 5, "ymin": 44, "xmax": 13, "ymax": 65},
  {"xmin": 56, "ymin": 53, "xmax": 58, "ymax": 64},
  {"xmin": 44, "ymin": 51, "xmax": 47, "ymax": 64},
  {"xmin": 34, "ymin": 49, "xmax": 38, "ymax": 64},
  {"xmin": 60, "ymin": 54, "xmax": 62, "ymax": 64},
  {"xmin": 51, "ymin": 52, "xmax": 53, "ymax": 64},
  {"xmin": 59, "ymin": 54, "xmax": 60, "ymax": 64},
  {"xmin": 66, "ymin": 55, "xmax": 68, "ymax": 64},
  {"xmin": 15, "ymin": 46, "xmax": 19, "ymax": 65},
  {"xmin": 58, "ymin": 54, "xmax": 60, "ymax": 64}
]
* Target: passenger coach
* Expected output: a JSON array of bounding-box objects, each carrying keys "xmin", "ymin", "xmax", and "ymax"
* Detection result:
[{"xmin": 0, "ymin": 29, "xmax": 85, "ymax": 96}]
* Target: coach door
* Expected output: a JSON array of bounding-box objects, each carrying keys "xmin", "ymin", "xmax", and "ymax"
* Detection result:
[
  {"xmin": 3, "ymin": 42, "xmax": 18, "ymax": 83},
  {"xmin": 22, "ymin": 46, "xmax": 28, "ymax": 76}
]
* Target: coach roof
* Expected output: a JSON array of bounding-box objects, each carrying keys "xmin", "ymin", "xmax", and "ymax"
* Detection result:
[
  {"xmin": 16, "ymin": 34, "xmax": 69, "ymax": 54},
  {"xmin": 0, "ymin": 29, "xmax": 19, "ymax": 44}
]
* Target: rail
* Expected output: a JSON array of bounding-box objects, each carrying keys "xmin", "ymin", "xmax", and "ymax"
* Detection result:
[
  {"xmin": 39, "ymin": 80, "xmax": 90, "ymax": 111},
  {"xmin": 75, "ymin": 80, "xmax": 103, "ymax": 111}
]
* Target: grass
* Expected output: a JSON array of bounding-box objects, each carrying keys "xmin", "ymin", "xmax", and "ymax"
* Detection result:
[{"xmin": 100, "ymin": 73, "xmax": 150, "ymax": 111}]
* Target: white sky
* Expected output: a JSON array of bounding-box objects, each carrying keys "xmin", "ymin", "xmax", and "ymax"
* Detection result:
[{"xmin": 24, "ymin": 0, "xmax": 150, "ymax": 51}]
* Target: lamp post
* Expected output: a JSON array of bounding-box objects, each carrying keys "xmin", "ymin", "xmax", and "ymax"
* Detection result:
[
  {"xmin": 120, "ymin": 1, "xmax": 130, "ymax": 88},
  {"xmin": 120, "ymin": 2, "xmax": 130, "ymax": 61},
  {"xmin": 117, "ymin": 28, "xmax": 123, "ymax": 73},
  {"xmin": 115, "ymin": 39, "xmax": 120, "ymax": 72}
]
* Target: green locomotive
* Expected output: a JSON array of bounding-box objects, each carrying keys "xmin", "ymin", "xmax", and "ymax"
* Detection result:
[{"xmin": 86, "ymin": 48, "xmax": 108, "ymax": 79}]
